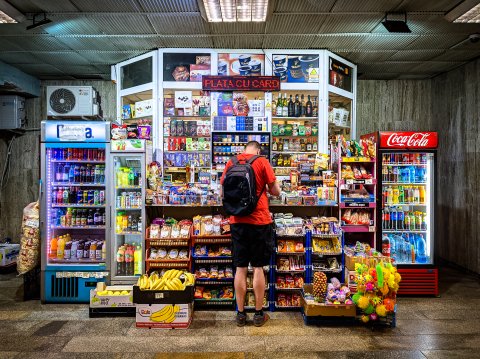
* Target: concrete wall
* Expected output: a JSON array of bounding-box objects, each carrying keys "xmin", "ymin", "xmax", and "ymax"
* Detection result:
[{"xmin": 0, "ymin": 80, "xmax": 115, "ymax": 242}]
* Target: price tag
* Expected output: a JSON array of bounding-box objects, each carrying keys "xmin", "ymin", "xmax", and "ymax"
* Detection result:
[
  {"xmin": 346, "ymin": 179, "xmax": 353, "ymax": 185},
  {"xmin": 365, "ymin": 179, "xmax": 373, "ymax": 185},
  {"xmin": 369, "ymin": 226, "xmax": 375, "ymax": 232},
  {"xmin": 58, "ymin": 124, "xmax": 86, "ymax": 142}
]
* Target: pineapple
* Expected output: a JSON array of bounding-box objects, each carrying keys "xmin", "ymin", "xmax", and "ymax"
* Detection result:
[{"xmin": 313, "ymin": 272, "xmax": 327, "ymax": 302}]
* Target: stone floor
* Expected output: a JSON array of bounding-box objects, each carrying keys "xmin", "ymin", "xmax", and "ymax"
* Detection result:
[{"xmin": 0, "ymin": 266, "xmax": 479, "ymax": 359}]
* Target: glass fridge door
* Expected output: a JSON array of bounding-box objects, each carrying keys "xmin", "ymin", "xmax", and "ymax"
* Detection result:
[
  {"xmin": 381, "ymin": 152, "xmax": 433, "ymax": 265},
  {"xmin": 45, "ymin": 146, "xmax": 107, "ymax": 268},
  {"xmin": 111, "ymin": 153, "xmax": 145, "ymax": 283}
]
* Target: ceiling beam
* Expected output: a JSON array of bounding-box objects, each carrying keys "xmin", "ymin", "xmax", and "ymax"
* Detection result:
[{"xmin": 34, "ymin": 11, "xmax": 447, "ymax": 16}]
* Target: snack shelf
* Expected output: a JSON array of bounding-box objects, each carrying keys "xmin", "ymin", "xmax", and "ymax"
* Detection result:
[
  {"xmin": 341, "ymin": 225, "xmax": 375, "ymax": 233},
  {"xmin": 311, "ymin": 234, "xmax": 342, "ymax": 238},
  {"xmin": 51, "ymin": 225, "xmax": 106, "ymax": 230},
  {"xmin": 195, "ymin": 278, "xmax": 234, "ymax": 284},
  {"xmin": 146, "ymin": 204, "xmax": 222, "ymax": 207},
  {"xmin": 123, "ymin": 114, "xmax": 153, "ymax": 120},
  {"xmin": 48, "ymin": 258, "xmax": 105, "ymax": 264},
  {"xmin": 52, "ymin": 204, "xmax": 106, "ymax": 208},
  {"xmin": 341, "ymin": 157, "xmax": 375, "ymax": 163},
  {"xmin": 164, "ymin": 167, "xmax": 211, "ymax": 172},
  {"xmin": 269, "ymin": 203, "xmax": 338, "ymax": 207},
  {"xmin": 51, "ymin": 160, "xmax": 104, "ymax": 164},
  {"xmin": 213, "ymin": 142, "xmax": 269, "ymax": 145},
  {"xmin": 276, "ymin": 251, "xmax": 305, "ymax": 255},
  {"xmin": 147, "ymin": 262, "xmax": 189, "ymax": 268},
  {"xmin": 165, "ymin": 135, "xmax": 211, "ymax": 139},
  {"xmin": 272, "ymin": 135, "xmax": 316, "ymax": 138},
  {"xmin": 275, "ymin": 286, "xmax": 302, "ymax": 291},
  {"xmin": 192, "ymin": 234, "xmax": 232, "ymax": 240},
  {"xmin": 274, "ymin": 302, "xmax": 301, "ymax": 309},
  {"xmin": 192, "ymin": 254, "xmax": 232, "ymax": 260},
  {"xmin": 244, "ymin": 305, "xmax": 269, "ymax": 310},
  {"xmin": 339, "ymin": 202, "xmax": 376, "ymax": 208},
  {"xmin": 312, "ymin": 251, "xmax": 343, "ymax": 256},
  {"xmin": 275, "ymin": 268, "xmax": 306, "ymax": 274},
  {"xmin": 272, "ymin": 116, "xmax": 316, "ymax": 120},
  {"xmin": 146, "ymin": 239, "xmax": 190, "ymax": 246},
  {"xmin": 164, "ymin": 115, "xmax": 211, "ymax": 118},
  {"xmin": 116, "ymin": 207, "xmax": 142, "ymax": 210},
  {"xmin": 164, "ymin": 150, "xmax": 211, "ymax": 154},
  {"xmin": 193, "ymin": 258, "xmax": 233, "ymax": 264},
  {"xmin": 192, "ymin": 238, "xmax": 232, "ymax": 244},
  {"xmin": 339, "ymin": 179, "xmax": 376, "ymax": 185},
  {"xmin": 194, "ymin": 298, "xmax": 235, "ymax": 305},
  {"xmin": 214, "ymin": 152, "xmax": 241, "ymax": 155},
  {"xmin": 146, "ymin": 258, "xmax": 190, "ymax": 263},
  {"xmin": 52, "ymin": 182, "xmax": 105, "ymax": 187},
  {"xmin": 275, "ymin": 233, "xmax": 305, "ymax": 238},
  {"xmin": 312, "ymin": 266, "xmax": 343, "ymax": 273},
  {"xmin": 271, "ymin": 151, "xmax": 316, "ymax": 155}
]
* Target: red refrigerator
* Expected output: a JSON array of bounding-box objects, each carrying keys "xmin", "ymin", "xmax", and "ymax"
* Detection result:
[{"xmin": 361, "ymin": 131, "xmax": 439, "ymax": 296}]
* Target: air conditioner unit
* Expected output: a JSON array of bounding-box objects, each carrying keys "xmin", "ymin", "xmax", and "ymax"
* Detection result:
[
  {"xmin": 0, "ymin": 95, "xmax": 26, "ymax": 130},
  {"xmin": 47, "ymin": 86, "xmax": 99, "ymax": 117}
]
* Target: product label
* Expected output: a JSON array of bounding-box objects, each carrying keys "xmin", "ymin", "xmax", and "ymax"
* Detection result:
[{"xmin": 380, "ymin": 132, "xmax": 438, "ymax": 149}]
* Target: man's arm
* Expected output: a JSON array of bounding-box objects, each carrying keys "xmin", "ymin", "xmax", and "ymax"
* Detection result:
[{"xmin": 267, "ymin": 180, "xmax": 281, "ymax": 197}]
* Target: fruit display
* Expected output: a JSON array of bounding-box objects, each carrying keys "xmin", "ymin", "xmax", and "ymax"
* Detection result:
[
  {"xmin": 136, "ymin": 269, "xmax": 195, "ymax": 291},
  {"xmin": 96, "ymin": 289, "xmax": 130, "ymax": 296},
  {"xmin": 313, "ymin": 271, "xmax": 328, "ymax": 299},
  {"xmin": 149, "ymin": 304, "xmax": 181, "ymax": 323}
]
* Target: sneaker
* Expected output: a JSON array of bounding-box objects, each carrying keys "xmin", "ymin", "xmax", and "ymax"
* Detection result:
[
  {"xmin": 236, "ymin": 311, "xmax": 247, "ymax": 327},
  {"xmin": 253, "ymin": 312, "xmax": 270, "ymax": 327}
]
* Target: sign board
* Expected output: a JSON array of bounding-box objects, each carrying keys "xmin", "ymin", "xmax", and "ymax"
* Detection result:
[
  {"xmin": 379, "ymin": 132, "xmax": 438, "ymax": 149},
  {"xmin": 43, "ymin": 121, "xmax": 108, "ymax": 143},
  {"xmin": 202, "ymin": 76, "xmax": 281, "ymax": 91}
]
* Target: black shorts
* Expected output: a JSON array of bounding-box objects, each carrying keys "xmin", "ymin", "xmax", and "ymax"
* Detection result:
[{"xmin": 231, "ymin": 223, "xmax": 274, "ymax": 268}]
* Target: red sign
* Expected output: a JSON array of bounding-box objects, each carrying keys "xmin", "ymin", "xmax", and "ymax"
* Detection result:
[
  {"xmin": 202, "ymin": 76, "xmax": 280, "ymax": 91},
  {"xmin": 379, "ymin": 131, "xmax": 438, "ymax": 149}
]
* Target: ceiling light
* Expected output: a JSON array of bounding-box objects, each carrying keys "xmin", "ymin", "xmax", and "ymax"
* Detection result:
[
  {"xmin": 445, "ymin": 0, "xmax": 480, "ymax": 23},
  {"xmin": 0, "ymin": 0, "xmax": 26, "ymax": 23},
  {"xmin": 199, "ymin": 0, "xmax": 268, "ymax": 22},
  {"xmin": 381, "ymin": 13, "xmax": 411, "ymax": 33},
  {"xmin": 26, "ymin": 12, "xmax": 52, "ymax": 30}
]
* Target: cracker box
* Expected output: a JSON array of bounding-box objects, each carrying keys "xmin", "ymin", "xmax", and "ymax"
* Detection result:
[
  {"xmin": 135, "ymin": 99, "xmax": 153, "ymax": 117},
  {"xmin": 136, "ymin": 303, "xmax": 193, "ymax": 329},
  {"xmin": 0, "ymin": 244, "xmax": 19, "ymax": 266}
]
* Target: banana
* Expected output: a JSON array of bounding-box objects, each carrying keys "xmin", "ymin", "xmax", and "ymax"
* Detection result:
[
  {"xmin": 150, "ymin": 305, "xmax": 174, "ymax": 322},
  {"xmin": 175, "ymin": 270, "xmax": 183, "ymax": 279},
  {"xmin": 151, "ymin": 278, "xmax": 162, "ymax": 290},
  {"xmin": 139, "ymin": 274, "xmax": 149, "ymax": 290},
  {"xmin": 163, "ymin": 270, "xmax": 174, "ymax": 280},
  {"xmin": 171, "ymin": 278, "xmax": 184, "ymax": 290},
  {"xmin": 166, "ymin": 279, "xmax": 177, "ymax": 290}
]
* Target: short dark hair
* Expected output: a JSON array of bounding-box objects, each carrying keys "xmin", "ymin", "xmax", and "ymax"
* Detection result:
[{"xmin": 246, "ymin": 141, "xmax": 261, "ymax": 150}]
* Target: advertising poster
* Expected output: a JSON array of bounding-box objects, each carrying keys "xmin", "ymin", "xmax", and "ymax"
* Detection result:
[
  {"xmin": 272, "ymin": 54, "xmax": 319, "ymax": 83},
  {"xmin": 218, "ymin": 53, "xmax": 265, "ymax": 76}
]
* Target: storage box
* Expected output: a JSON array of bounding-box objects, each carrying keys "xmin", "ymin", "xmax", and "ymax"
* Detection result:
[
  {"xmin": 90, "ymin": 285, "xmax": 134, "ymax": 308},
  {"xmin": 302, "ymin": 284, "xmax": 356, "ymax": 317},
  {"xmin": 133, "ymin": 284, "xmax": 195, "ymax": 304},
  {"xmin": 0, "ymin": 244, "xmax": 20, "ymax": 266},
  {"xmin": 345, "ymin": 254, "xmax": 358, "ymax": 271},
  {"xmin": 136, "ymin": 303, "xmax": 193, "ymax": 329}
]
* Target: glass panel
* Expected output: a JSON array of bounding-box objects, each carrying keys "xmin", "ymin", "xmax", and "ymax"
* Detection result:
[
  {"xmin": 120, "ymin": 57, "xmax": 153, "ymax": 90},
  {"xmin": 163, "ymin": 53, "xmax": 211, "ymax": 82},
  {"xmin": 328, "ymin": 93, "xmax": 351, "ymax": 143},
  {"xmin": 272, "ymin": 54, "xmax": 319, "ymax": 83},
  {"xmin": 381, "ymin": 151, "xmax": 433, "ymax": 265},
  {"xmin": 46, "ymin": 147, "xmax": 106, "ymax": 265},
  {"xmin": 121, "ymin": 89, "xmax": 153, "ymax": 128},
  {"xmin": 113, "ymin": 155, "xmax": 143, "ymax": 277},
  {"xmin": 329, "ymin": 58, "xmax": 352, "ymax": 92}
]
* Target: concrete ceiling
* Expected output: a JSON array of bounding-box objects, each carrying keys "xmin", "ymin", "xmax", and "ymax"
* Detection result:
[{"xmin": 1, "ymin": 0, "xmax": 480, "ymax": 80}]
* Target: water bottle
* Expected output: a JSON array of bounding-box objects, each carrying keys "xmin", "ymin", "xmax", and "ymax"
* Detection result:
[
  {"xmin": 409, "ymin": 166, "xmax": 416, "ymax": 183},
  {"xmin": 395, "ymin": 235, "xmax": 404, "ymax": 263},
  {"xmin": 415, "ymin": 234, "xmax": 427, "ymax": 263},
  {"xmin": 389, "ymin": 234, "xmax": 397, "ymax": 261}
]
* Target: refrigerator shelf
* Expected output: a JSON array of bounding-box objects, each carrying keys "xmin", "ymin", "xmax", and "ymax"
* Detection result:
[
  {"xmin": 383, "ymin": 163, "xmax": 427, "ymax": 167},
  {"xmin": 52, "ymin": 204, "xmax": 106, "ymax": 208},
  {"xmin": 51, "ymin": 225, "xmax": 106, "ymax": 229},
  {"xmin": 51, "ymin": 160, "xmax": 105, "ymax": 164},
  {"xmin": 52, "ymin": 182, "xmax": 105, "ymax": 187},
  {"xmin": 384, "ymin": 203, "xmax": 426, "ymax": 206},
  {"xmin": 115, "ymin": 186, "xmax": 142, "ymax": 190},
  {"xmin": 382, "ymin": 230, "xmax": 427, "ymax": 233},
  {"xmin": 382, "ymin": 182, "xmax": 426, "ymax": 185},
  {"xmin": 48, "ymin": 258, "xmax": 105, "ymax": 264},
  {"xmin": 116, "ymin": 231, "xmax": 142, "ymax": 235}
]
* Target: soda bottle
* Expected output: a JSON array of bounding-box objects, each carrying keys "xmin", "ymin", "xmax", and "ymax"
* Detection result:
[
  {"xmin": 50, "ymin": 236, "xmax": 58, "ymax": 259},
  {"xmin": 116, "ymin": 213, "xmax": 122, "ymax": 233},
  {"xmin": 94, "ymin": 190, "xmax": 99, "ymax": 205},
  {"xmin": 390, "ymin": 207, "xmax": 397, "ymax": 230},
  {"xmin": 80, "ymin": 166, "xmax": 85, "ymax": 183},
  {"xmin": 410, "ymin": 212, "xmax": 416, "ymax": 231},
  {"xmin": 61, "ymin": 187, "xmax": 69, "ymax": 204},
  {"xmin": 404, "ymin": 238, "xmax": 411, "ymax": 263},
  {"xmin": 131, "ymin": 216, "xmax": 138, "ymax": 231},
  {"xmin": 73, "ymin": 165, "xmax": 80, "ymax": 182},
  {"xmin": 117, "ymin": 246, "xmax": 126, "ymax": 276},
  {"xmin": 392, "ymin": 166, "xmax": 398, "ymax": 182},
  {"xmin": 122, "ymin": 214, "xmax": 128, "ymax": 232},
  {"xmin": 69, "ymin": 187, "xmax": 76, "ymax": 204},
  {"xmin": 387, "ymin": 166, "xmax": 393, "ymax": 182},
  {"xmin": 52, "ymin": 187, "xmax": 57, "ymax": 204},
  {"xmin": 407, "ymin": 186, "xmax": 414, "ymax": 203},
  {"xmin": 57, "ymin": 236, "xmax": 65, "ymax": 260},
  {"xmin": 94, "ymin": 209, "xmax": 101, "ymax": 225},
  {"xmin": 65, "ymin": 208, "xmax": 72, "ymax": 226},
  {"xmin": 413, "ymin": 186, "xmax": 420, "ymax": 203},
  {"xmin": 101, "ymin": 240, "xmax": 106, "ymax": 260},
  {"xmin": 128, "ymin": 169, "xmax": 135, "ymax": 186},
  {"xmin": 389, "ymin": 235, "xmax": 397, "ymax": 261},
  {"xmin": 382, "ymin": 166, "xmax": 388, "ymax": 182},
  {"xmin": 419, "ymin": 186, "xmax": 426, "ymax": 203},
  {"xmin": 71, "ymin": 240, "xmax": 78, "ymax": 260},
  {"xmin": 89, "ymin": 241, "xmax": 97, "ymax": 260},
  {"xmin": 125, "ymin": 246, "xmax": 134, "ymax": 276},
  {"xmin": 80, "ymin": 210, "xmax": 87, "ymax": 226},
  {"xmin": 77, "ymin": 190, "xmax": 83, "ymax": 204},
  {"xmin": 127, "ymin": 215, "xmax": 133, "ymax": 231},
  {"xmin": 55, "ymin": 164, "xmax": 63, "ymax": 182},
  {"xmin": 382, "ymin": 235, "xmax": 391, "ymax": 257},
  {"xmin": 404, "ymin": 212, "xmax": 411, "ymax": 231},
  {"xmin": 409, "ymin": 166, "xmax": 416, "ymax": 183},
  {"xmin": 82, "ymin": 241, "xmax": 90, "ymax": 259},
  {"xmin": 421, "ymin": 212, "xmax": 427, "ymax": 230},
  {"xmin": 416, "ymin": 211, "xmax": 422, "ymax": 230},
  {"xmin": 87, "ymin": 190, "xmax": 94, "ymax": 204},
  {"xmin": 87, "ymin": 209, "xmax": 93, "ymax": 225},
  {"xmin": 63, "ymin": 164, "xmax": 69, "ymax": 182},
  {"xmin": 397, "ymin": 208, "xmax": 404, "ymax": 230},
  {"xmin": 99, "ymin": 190, "xmax": 105, "ymax": 205},
  {"xmin": 96, "ymin": 241, "xmax": 103, "ymax": 260},
  {"xmin": 71, "ymin": 209, "xmax": 76, "ymax": 227},
  {"xmin": 398, "ymin": 185, "xmax": 404, "ymax": 203},
  {"xmin": 134, "ymin": 245, "xmax": 142, "ymax": 275},
  {"xmin": 83, "ymin": 190, "xmax": 88, "ymax": 204},
  {"xmin": 386, "ymin": 186, "xmax": 393, "ymax": 204},
  {"xmin": 392, "ymin": 186, "xmax": 399, "ymax": 204},
  {"xmin": 76, "ymin": 241, "xmax": 84, "ymax": 259}
]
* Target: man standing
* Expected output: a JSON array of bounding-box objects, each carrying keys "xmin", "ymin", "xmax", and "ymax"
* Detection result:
[{"xmin": 221, "ymin": 141, "xmax": 281, "ymax": 327}]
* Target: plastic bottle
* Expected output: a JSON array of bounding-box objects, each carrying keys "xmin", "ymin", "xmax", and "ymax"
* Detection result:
[
  {"xmin": 76, "ymin": 241, "xmax": 84, "ymax": 259},
  {"xmin": 416, "ymin": 211, "xmax": 422, "ymax": 230},
  {"xmin": 96, "ymin": 241, "xmax": 102, "ymax": 260},
  {"xmin": 389, "ymin": 235, "xmax": 397, "ymax": 261},
  {"xmin": 116, "ymin": 213, "xmax": 122, "ymax": 233},
  {"xmin": 397, "ymin": 208, "xmax": 404, "ymax": 230},
  {"xmin": 89, "ymin": 241, "xmax": 97, "ymax": 260},
  {"xmin": 134, "ymin": 245, "xmax": 142, "ymax": 275},
  {"xmin": 415, "ymin": 234, "xmax": 427, "ymax": 263},
  {"xmin": 66, "ymin": 208, "xmax": 72, "ymax": 227},
  {"xmin": 101, "ymin": 240, "xmax": 106, "ymax": 260},
  {"xmin": 409, "ymin": 212, "xmax": 416, "ymax": 231},
  {"xmin": 419, "ymin": 186, "xmax": 426, "ymax": 203},
  {"xmin": 421, "ymin": 212, "xmax": 427, "ymax": 230},
  {"xmin": 57, "ymin": 236, "xmax": 65, "ymax": 260},
  {"xmin": 63, "ymin": 188, "xmax": 69, "ymax": 204},
  {"xmin": 64, "ymin": 241, "xmax": 72, "ymax": 260},
  {"xmin": 390, "ymin": 207, "xmax": 397, "ymax": 230},
  {"xmin": 404, "ymin": 238, "xmax": 411, "ymax": 263},
  {"xmin": 50, "ymin": 236, "xmax": 58, "ymax": 259},
  {"xmin": 409, "ymin": 166, "xmax": 416, "ymax": 183},
  {"xmin": 411, "ymin": 244, "xmax": 416, "ymax": 263},
  {"xmin": 392, "ymin": 186, "xmax": 399, "ymax": 204},
  {"xmin": 382, "ymin": 235, "xmax": 391, "ymax": 257},
  {"xmin": 83, "ymin": 241, "xmax": 91, "ymax": 259},
  {"xmin": 386, "ymin": 186, "xmax": 393, "ymax": 204},
  {"xmin": 117, "ymin": 246, "xmax": 126, "ymax": 276},
  {"xmin": 125, "ymin": 245, "xmax": 134, "ymax": 276},
  {"xmin": 413, "ymin": 186, "xmax": 420, "ymax": 204},
  {"xmin": 56, "ymin": 164, "xmax": 63, "ymax": 182},
  {"xmin": 395, "ymin": 236, "xmax": 404, "ymax": 263}
]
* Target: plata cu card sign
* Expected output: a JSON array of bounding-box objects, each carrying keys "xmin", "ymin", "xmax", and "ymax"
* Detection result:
[{"xmin": 202, "ymin": 76, "xmax": 281, "ymax": 92}]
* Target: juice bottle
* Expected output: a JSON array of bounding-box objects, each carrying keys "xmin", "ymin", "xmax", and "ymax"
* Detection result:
[
  {"xmin": 50, "ymin": 236, "xmax": 58, "ymax": 259},
  {"xmin": 57, "ymin": 236, "xmax": 65, "ymax": 260},
  {"xmin": 125, "ymin": 245, "xmax": 134, "ymax": 276},
  {"xmin": 83, "ymin": 241, "xmax": 91, "ymax": 259},
  {"xmin": 89, "ymin": 241, "xmax": 97, "ymax": 260},
  {"xmin": 116, "ymin": 213, "xmax": 122, "ymax": 233},
  {"xmin": 76, "ymin": 241, "xmax": 84, "ymax": 259},
  {"xmin": 392, "ymin": 186, "xmax": 399, "ymax": 204},
  {"xmin": 96, "ymin": 241, "xmax": 103, "ymax": 260},
  {"xmin": 71, "ymin": 240, "xmax": 78, "ymax": 260},
  {"xmin": 122, "ymin": 213, "xmax": 128, "ymax": 232},
  {"xmin": 66, "ymin": 208, "xmax": 72, "ymax": 226},
  {"xmin": 413, "ymin": 186, "xmax": 420, "ymax": 203},
  {"xmin": 64, "ymin": 241, "xmax": 72, "ymax": 260},
  {"xmin": 117, "ymin": 246, "xmax": 125, "ymax": 276},
  {"xmin": 419, "ymin": 186, "xmax": 426, "ymax": 203},
  {"xmin": 101, "ymin": 240, "xmax": 106, "ymax": 260},
  {"xmin": 134, "ymin": 244, "xmax": 142, "ymax": 275}
]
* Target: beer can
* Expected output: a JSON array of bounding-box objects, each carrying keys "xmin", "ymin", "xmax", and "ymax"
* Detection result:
[
  {"xmin": 87, "ymin": 190, "xmax": 94, "ymax": 204},
  {"xmin": 99, "ymin": 190, "xmax": 105, "ymax": 204}
]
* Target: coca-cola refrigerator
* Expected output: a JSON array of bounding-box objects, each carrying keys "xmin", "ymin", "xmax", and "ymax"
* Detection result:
[{"xmin": 361, "ymin": 131, "xmax": 438, "ymax": 296}]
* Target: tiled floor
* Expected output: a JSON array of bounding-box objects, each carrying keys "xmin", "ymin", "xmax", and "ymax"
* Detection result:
[{"xmin": 0, "ymin": 266, "xmax": 479, "ymax": 358}]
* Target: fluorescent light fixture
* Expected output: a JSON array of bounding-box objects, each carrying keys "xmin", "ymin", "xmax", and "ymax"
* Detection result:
[
  {"xmin": 200, "ymin": 0, "xmax": 268, "ymax": 22},
  {"xmin": 445, "ymin": 0, "xmax": 480, "ymax": 23},
  {"xmin": 381, "ymin": 13, "xmax": 411, "ymax": 33},
  {"xmin": 0, "ymin": 0, "xmax": 26, "ymax": 23}
]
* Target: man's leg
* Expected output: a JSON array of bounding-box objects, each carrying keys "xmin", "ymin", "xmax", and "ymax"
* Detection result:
[
  {"xmin": 234, "ymin": 267, "xmax": 248, "ymax": 312},
  {"xmin": 252, "ymin": 267, "xmax": 265, "ymax": 310}
]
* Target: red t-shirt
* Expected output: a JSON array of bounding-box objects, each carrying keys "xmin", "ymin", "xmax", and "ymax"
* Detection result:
[{"xmin": 221, "ymin": 154, "xmax": 276, "ymax": 225}]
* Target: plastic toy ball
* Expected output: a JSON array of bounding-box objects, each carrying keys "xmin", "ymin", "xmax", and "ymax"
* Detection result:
[
  {"xmin": 358, "ymin": 295, "xmax": 370, "ymax": 309},
  {"xmin": 361, "ymin": 315, "xmax": 370, "ymax": 323},
  {"xmin": 376, "ymin": 304, "xmax": 388, "ymax": 317},
  {"xmin": 364, "ymin": 304, "xmax": 375, "ymax": 315},
  {"xmin": 369, "ymin": 313, "xmax": 378, "ymax": 321}
]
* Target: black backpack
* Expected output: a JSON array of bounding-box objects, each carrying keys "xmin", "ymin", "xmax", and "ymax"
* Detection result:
[{"xmin": 222, "ymin": 155, "xmax": 264, "ymax": 216}]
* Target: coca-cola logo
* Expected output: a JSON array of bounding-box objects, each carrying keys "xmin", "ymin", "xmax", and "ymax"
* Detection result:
[{"xmin": 386, "ymin": 132, "xmax": 431, "ymax": 147}]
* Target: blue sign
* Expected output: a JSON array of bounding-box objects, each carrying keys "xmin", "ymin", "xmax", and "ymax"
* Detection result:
[{"xmin": 43, "ymin": 121, "xmax": 108, "ymax": 143}]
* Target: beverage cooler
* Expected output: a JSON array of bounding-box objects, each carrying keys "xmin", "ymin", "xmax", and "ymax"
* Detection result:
[
  {"xmin": 41, "ymin": 121, "xmax": 110, "ymax": 303},
  {"xmin": 110, "ymin": 139, "xmax": 149, "ymax": 284},
  {"xmin": 362, "ymin": 131, "xmax": 438, "ymax": 296}
]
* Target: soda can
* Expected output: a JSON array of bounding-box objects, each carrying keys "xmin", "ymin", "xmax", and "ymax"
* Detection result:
[
  {"xmin": 99, "ymin": 190, "xmax": 105, "ymax": 204},
  {"xmin": 116, "ymin": 196, "xmax": 121, "ymax": 208},
  {"xmin": 409, "ymin": 153, "xmax": 415, "ymax": 163},
  {"xmin": 92, "ymin": 149, "xmax": 98, "ymax": 161},
  {"xmin": 87, "ymin": 190, "xmax": 94, "ymax": 204},
  {"xmin": 83, "ymin": 190, "xmax": 88, "ymax": 204},
  {"xmin": 87, "ymin": 149, "xmax": 92, "ymax": 160},
  {"xmin": 83, "ymin": 149, "xmax": 88, "ymax": 160}
]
